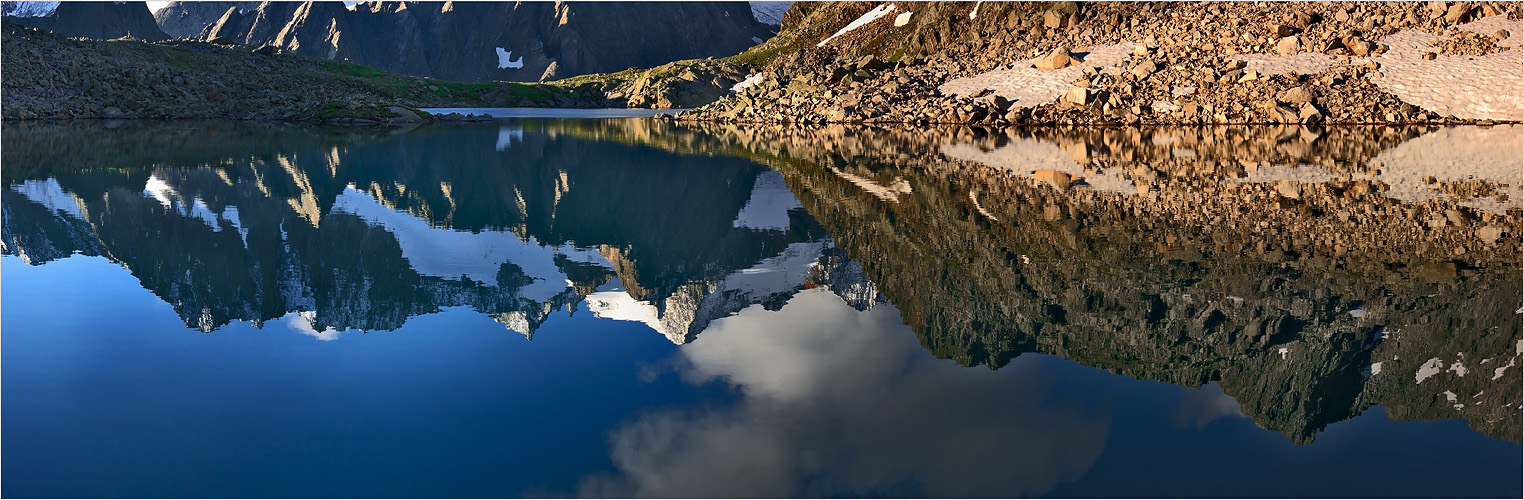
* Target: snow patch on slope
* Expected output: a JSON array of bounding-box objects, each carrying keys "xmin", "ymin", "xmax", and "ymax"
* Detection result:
[
  {"xmin": 495, "ymin": 47, "xmax": 524, "ymax": 69},
  {"xmin": 731, "ymin": 73, "xmax": 766, "ymax": 93},
  {"xmin": 749, "ymin": 1, "xmax": 791, "ymax": 26},
  {"xmin": 1367, "ymin": 15, "xmax": 1523, "ymax": 121},
  {"xmin": 939, "ymin": 41, "xmax": 1134, "ymax": 106},
  {"xmin": 817, "ymin": 3, "xmax": 895, "ymax": 47}
]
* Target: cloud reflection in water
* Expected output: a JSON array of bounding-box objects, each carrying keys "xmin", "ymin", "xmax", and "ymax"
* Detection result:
[{"xmin": 582, "ymin": 288, "xmax": 1111, "ymax": 498}]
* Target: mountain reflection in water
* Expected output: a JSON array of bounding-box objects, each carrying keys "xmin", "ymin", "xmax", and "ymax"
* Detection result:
[{"xmin": 1, "ymin": 119, "xmax": 1519, "ymax": 498}]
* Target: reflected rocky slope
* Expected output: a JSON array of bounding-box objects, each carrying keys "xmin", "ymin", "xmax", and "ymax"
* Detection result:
[
  {"xmin": 4, "ymin": 119, "xmax": 1519, "ymax": 446},
  {"xmin": 566, "ymin": 119, "xmax": 1523, "ymax": 445},
  {"xmin": 1, "ymin": 120, "xmax": 878, "ymax": 344}
]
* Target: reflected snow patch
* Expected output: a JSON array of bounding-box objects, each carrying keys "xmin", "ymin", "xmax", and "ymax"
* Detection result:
[
  {"xmin": 496, "ymin": 125, "xmax": 524, "ymax": 151},
  {"xmin": 11, "ymin": 178, "xmax": 84, "ymax": 220},
  {"xmin": 330, "ymin": 186, "xmax": 607, "ymax": 301},
  {"xmin": 732, "ymin": 170, "xmax": 800, "ymax": 231},
  {"xmin": 284, "ymin": 310, "xmax": 344, "ymax": 341}
]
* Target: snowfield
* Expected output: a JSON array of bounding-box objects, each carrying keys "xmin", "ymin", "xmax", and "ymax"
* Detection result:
[
  {"xmin": 495, "ymin": 47, "xmax": 524, "ymax": 69},
  {"xmin": 0, "ymin": 1, "xmax": 59, "ymax": 17},
  {"xmin": 749, "ymin": 1, "xmax": 791, "ymax": 26},
  {"xmin": 817, "ymin": 3, "xmax": 896, "ymax": 47}
]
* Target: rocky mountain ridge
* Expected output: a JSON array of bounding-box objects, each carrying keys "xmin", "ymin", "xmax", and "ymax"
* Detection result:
[
  {"xmin": 195, "ymin": 1, "xmax": 775, "ymax": 83},
  {"xmin": 152, "ymin": 1, "xmax": 259, "ymax": 38},
  {"xmin": 2, "ymin": 1, "xmax": 167, "ymax": 40}
]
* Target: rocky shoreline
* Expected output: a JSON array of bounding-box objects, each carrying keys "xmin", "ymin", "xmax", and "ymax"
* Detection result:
[
  {"xmin": 671, "ymin": 1, "xmax": 1524, "ymax": 126},
  {"xmin": 4, "ymin": 2, "xmax": 1523, "ymax": 127}
]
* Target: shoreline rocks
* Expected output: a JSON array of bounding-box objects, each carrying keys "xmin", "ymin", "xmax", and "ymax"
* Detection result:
[{"xmin": 672, "ymin": 1, "xmax": 1524, "ymax": 127}]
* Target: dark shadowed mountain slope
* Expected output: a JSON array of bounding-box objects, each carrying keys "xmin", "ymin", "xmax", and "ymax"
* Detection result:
[
  {"xmin": 199, "ymin": 1, "xmax": 775, "ymax": 82},
  {"xmin": 153, "ymin": 1, "xmax": 260, "ymax": 38},
  {"xmin": 2, "ymin": 1, "xmax": 167, "ymax": 40}
]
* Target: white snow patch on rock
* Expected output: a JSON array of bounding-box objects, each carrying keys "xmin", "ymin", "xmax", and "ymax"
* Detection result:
[
  {"xmin": 894, "ymin": 11, "xmax": 912, "ymax": 27},
  {"xmin": 1229, "ymin": 51, "xmax": 1347, "ymax": 77},
  {"xmin": 817, "ymin": 3, "xmax": 896, "ymax": 47},
  {"xmin": 1367, "ymin": 15, "xmax": 1523, "ymax": 121},
  {"xmin": 1371, "ymin": 362, "xmax": 1383, "ymax": 376},
  {"xmin": 731, "ymin": 73, "xmax": 766, "ymax": 93},
  {"xmin": 1448, "ymin": 360, "xmax": 1470, "ymax": 377},
  {"xmin": 939, "ymin": 41, "xmax": 1134, "ymax": 106},
  {"xmin": 1223, "ymin": 15, "xmax": 1521, "ymax": 120},
  {"xmin": 1494, "ymin": 357, "xmax": 1517, "ymax": 380},
  {"xmin": 1416, "ymin": 357, "xmax": 1445, "ymax": 384},
  {"xmin": 495, "ymin": 47, "xmax": 524, "ymax": 69},
  {"xmin": 1443, "ymin": 390, "xmax": 1463, "ymax": 409}
]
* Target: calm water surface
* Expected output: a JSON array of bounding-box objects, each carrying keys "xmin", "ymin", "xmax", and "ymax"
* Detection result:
[{"xmin": 2, "ymin": 119, "xmax": 1520, "ymax": 498}]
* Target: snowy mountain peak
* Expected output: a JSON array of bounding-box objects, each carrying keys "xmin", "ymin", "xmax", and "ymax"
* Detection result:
[
  {"xmin": 0, "ymin": 1, "xmax": 60, "ymax": 17},
  {"xmin": 749, "ymin": 1, "xmax": 790, "ymax": 26}
]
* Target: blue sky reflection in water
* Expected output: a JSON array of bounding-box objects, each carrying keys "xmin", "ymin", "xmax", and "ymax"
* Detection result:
[{"xmin": 1, "ymin": 120, "xmax": 1519, "ymax": 498}]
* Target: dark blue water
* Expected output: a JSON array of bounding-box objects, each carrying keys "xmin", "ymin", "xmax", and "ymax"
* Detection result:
[{"xmin": 2, "ymin": 120, "xmax": 1519, "ymax": 498}]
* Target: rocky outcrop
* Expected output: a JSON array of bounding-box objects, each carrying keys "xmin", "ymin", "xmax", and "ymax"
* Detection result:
[
  {"xmin": 152, "ymin": 1, "xmax": 259, "ymax": 38},
  {"xmin": 4, "ymin": 1, "xmax": 167, "ymax": 40},
  {"xmin": 677, "ymin": 1, "xmax": 1524, "ymax": 125},
  {"xmin": 199, "ymin": 1, "xmax": 775, "ymax": 83}
]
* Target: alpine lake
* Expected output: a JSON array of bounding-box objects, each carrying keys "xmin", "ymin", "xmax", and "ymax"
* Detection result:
[{"xmin": 2, "ymin": 113, "xmax": 1520, "ymax": 498}]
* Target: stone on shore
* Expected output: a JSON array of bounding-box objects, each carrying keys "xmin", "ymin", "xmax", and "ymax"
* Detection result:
[{"xmin": 1034, "ymin": 46, "xmax": 1076, "ymax": 70}]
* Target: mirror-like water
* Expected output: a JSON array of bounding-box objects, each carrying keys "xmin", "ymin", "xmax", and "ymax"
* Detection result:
[{"xmin": 2, "ymin": 119, "xmax": 1519, "ymax": 498}]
